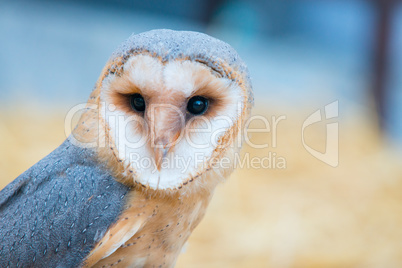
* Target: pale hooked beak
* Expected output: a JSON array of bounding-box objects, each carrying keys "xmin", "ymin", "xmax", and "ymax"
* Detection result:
[
  {"xmin": 146, "ymin": 103, "xmax": 184, "ymax": 171},
  {"xmin": 154, "ymin": 144, "xmax": 170, "ymax": 171}
]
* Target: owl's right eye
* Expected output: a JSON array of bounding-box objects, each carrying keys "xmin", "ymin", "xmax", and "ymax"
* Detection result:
[{"xmin": 130, "ymin": 94, "xmax": 146, "ymax": 112}]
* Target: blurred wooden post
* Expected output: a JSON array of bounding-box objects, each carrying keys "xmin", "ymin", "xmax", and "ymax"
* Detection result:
[
  {"xmin": 372, "ymin": 0, "xmax": 395, "ymax": 130},
  {"xmin": 202, "ymin": 0, "xmax": 225, "ymax": 23}
]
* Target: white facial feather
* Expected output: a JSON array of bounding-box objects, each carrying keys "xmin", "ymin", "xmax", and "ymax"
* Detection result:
[{"xmin": 100, "ymin": 55, "xmax": 243, "ymax": 189}]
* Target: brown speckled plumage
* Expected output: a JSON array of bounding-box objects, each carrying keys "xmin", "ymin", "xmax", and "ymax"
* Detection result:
[{"xmin": 84, "ymin": 185, "xmax": 215, "ymax": 267}]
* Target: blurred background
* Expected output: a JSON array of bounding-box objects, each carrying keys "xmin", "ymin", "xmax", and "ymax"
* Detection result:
[{"xmin": 1, "ymin": 0, "xmax": 402, "ymax": 267}]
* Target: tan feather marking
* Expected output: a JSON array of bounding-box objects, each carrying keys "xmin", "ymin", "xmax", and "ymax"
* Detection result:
[
  {"xmin": 83, "ymin": 192, "xmax": 149, "ymax": 267},
  {"xmin": 83, "ymin": 215, "xmax": 147, "ymax": 266}
]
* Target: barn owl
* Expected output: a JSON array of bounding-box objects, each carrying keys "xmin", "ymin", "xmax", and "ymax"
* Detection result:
[{"xmin": 0, "ymin": 29, "xmax": 253, "ymax": 267}]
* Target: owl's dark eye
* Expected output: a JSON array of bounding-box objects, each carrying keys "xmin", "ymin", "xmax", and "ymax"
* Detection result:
[
  {"xmin": 130, "ymin": 93, "xmax": 146, "ymax": 112},
  {"xmin": 187, "ymin": 96, "xmax": 209, "ymax": 115}
]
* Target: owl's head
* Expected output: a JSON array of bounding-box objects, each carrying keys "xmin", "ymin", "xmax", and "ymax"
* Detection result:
[{"xmin": 73, "ymin": 30, "xmax": 253, "ymax": 191}]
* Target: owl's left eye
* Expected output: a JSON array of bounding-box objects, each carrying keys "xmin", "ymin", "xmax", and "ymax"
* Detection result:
[
  {"xmin": 187, "ymin": 96, "xmax": 209, "ymax": 115},
  {"xmin": 130, "ymin": 94, "xmax": 146, "ymax": 112}
]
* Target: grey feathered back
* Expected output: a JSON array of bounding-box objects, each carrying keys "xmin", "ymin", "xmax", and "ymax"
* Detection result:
[{"xmin": 0, "ymin": 138, "xmax": 130, "ymax": 267}]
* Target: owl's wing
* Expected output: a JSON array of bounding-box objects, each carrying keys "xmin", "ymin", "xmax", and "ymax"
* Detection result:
[
  {"xmin": 82, "ymin": 208, "xmax": 146, "ymax": 267},
  {"xmin": 0, "ymin": 138, "xmax": 131, "ymax": 268}
]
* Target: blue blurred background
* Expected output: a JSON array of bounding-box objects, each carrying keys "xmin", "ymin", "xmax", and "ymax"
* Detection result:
[{"xmin": 1, "ymin": 0, "xmax": 401, "ymax": 145}]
